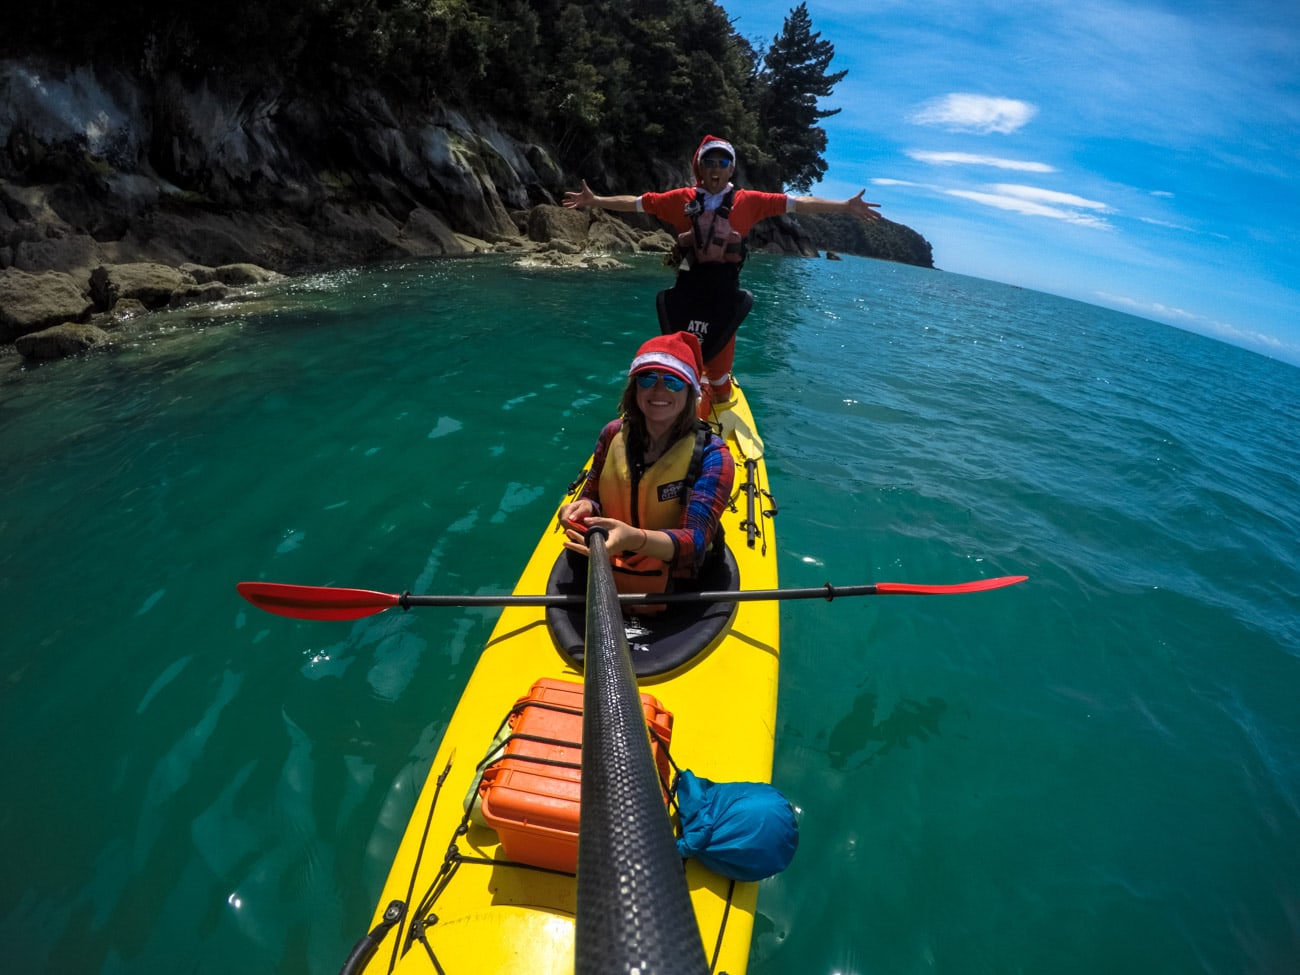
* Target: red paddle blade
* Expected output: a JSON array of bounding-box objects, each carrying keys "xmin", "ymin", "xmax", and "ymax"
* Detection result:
[
  {"xmin": 872, "ymin": 575, "xmax": 1028, "ymax": 595},
  {"xmin": 236, "ymin": 582, "xmax": 401, "ymax": 620}
]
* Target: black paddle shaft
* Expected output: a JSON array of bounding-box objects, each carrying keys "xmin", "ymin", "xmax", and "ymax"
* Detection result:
[{"xmin": 574, "ymin": 530, "xmax": 709, "ymax": 975}]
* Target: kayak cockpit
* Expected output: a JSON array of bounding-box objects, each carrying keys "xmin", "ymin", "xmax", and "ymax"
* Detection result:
[{"xmin": 543, "ymin": 545, "xmax": 740, "ymax": 677}]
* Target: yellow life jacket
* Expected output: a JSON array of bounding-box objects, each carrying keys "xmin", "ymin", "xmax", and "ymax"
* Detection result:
[{"xmin": 598, "ymin": 424, "xmax": 705, "ymax": 601}]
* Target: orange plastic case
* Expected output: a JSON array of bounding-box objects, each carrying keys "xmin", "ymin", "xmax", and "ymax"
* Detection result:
[{"xmin": 478, "ymin": 677, "xmax": 674, "ymax": 873}]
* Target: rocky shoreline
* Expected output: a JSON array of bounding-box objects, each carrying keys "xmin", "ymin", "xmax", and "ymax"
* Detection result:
[
  {"xmin": 1, "ymin": 259, "xmax": 281, "ymax": 359},
  {"xmin": 0, "ymin": 57, "xmax": 934, "ymax": 366},
  {"xmin": 0, "ymin": 204, "xmax": 697, "ymax": 363}
]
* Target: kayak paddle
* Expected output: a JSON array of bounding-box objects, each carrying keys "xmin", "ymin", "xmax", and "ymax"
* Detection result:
[
  {"xmin": 236, "ymin": 575, "xmax": 1028, "ymax": 621},
  {"xmin": 574, "ymin": 527, "xmax": 710, "ymax": 973}
]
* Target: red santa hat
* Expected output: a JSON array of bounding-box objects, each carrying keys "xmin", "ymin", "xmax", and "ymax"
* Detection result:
[
  {"xmin": 692, "ymin": 134, "xmax": 737, "ymax": 181},
  {"xmin": 628, "ymin": 331, "xmax": 704, "ymax": 394}
]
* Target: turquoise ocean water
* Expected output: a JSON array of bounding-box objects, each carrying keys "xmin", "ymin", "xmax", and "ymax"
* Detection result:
[{"xmin": 2, "ymin": 254, "xmax": 1297, "ymax": 974}]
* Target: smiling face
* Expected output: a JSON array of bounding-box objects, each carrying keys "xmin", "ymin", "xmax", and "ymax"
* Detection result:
[
  {"xmin": 698, "ymin": 150, "xmax": 734, "ymax": 193},
  {"xmin": 634, "ymin": 371, "xmax": 689, "ymax": 433}
]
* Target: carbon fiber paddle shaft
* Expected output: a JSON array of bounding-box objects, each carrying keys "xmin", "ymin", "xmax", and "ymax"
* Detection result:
[{"xmin": 574, "ymin": 533, "xmax": 709, "ymax": 975}]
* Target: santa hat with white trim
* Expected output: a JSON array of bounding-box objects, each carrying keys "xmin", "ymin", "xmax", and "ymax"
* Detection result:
[
  {"xmin": 628, "ymin": 331, "xmax": 704, "ymax": 394},
  {"xmin": 692, "ymin": 134, "xmax": 737, "ymax": 181}
]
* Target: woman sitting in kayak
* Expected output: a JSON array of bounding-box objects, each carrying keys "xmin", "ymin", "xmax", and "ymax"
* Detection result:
[{"xmin": 558, "ymin": 332, "xmax": 734, "ymax": 602}]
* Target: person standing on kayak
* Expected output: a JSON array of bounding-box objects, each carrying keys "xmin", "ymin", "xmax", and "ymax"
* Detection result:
[
  {"xmin": 558, "ymin": 331, "xmax": 733, "ymax": 601},
  {"xmin": 563, "ymin": 134, "xmax": 882, "ymax": 409}
]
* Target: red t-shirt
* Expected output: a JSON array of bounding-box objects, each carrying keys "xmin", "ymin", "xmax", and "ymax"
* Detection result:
[{"xmin": 637, "ymin": 186, "xmax": 792, "ymax": 236}]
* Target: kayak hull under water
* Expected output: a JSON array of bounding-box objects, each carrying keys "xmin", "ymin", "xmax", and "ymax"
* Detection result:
[{"xmin": 352, "ymin": 382, "xmax": 780, "ymax": 974}]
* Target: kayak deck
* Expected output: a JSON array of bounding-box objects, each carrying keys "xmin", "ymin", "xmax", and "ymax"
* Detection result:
[{"xmin": 353, "ymin": 383, "xmax": 779, "ymax": 974}]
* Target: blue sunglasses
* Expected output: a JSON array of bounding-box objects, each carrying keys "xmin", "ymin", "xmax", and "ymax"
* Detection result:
[
  {"xmin": 700, "ymin": 156, "xmax": 733, "ymax": 169},
  {"xmin": 635, "ymin": 371, "xmax": 687, "ymax": 392}
]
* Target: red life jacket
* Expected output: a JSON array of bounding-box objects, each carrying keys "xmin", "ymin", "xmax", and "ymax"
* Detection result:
[{"xmin": 678, "ymin": 189, "xmax": 745, "ymax": 268}]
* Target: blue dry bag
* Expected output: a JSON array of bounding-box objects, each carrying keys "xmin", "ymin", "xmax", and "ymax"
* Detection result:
[{"xmin": 674, "ymin": 769, "xmax": 799, "ymax": 881}]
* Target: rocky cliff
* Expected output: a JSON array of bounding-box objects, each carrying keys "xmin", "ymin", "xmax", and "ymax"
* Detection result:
[{"xmin": 0, "ymin": 57, "xmax": 934, "ymax": 358}]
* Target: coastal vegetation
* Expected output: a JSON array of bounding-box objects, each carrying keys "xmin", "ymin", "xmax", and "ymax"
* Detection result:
[{"xmin": 6, "ymin": 0, "xmax": 851, "ymax": 194}]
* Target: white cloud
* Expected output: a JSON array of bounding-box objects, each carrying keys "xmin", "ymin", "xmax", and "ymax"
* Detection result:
[
  {"xmin": 908, "ymin": 151, "xmax": 1055, "ymax": 172},
  {"xmin": 1097, "ymin": 294, "xmax": 1205, "ymax": 323},
  {"xmin": 1140, "ymin": 216, "xmax": 1191, "ymax": 230},
  {"xmin": 908, "ymin": 93, "xmax": 1038, "ymax": 135},
  {"xmin": 1095, "ymin": 292, "xmax": 1300, "ymax": 359},
  {"xmin": 1138, "ymin": 216, "xmax": 1230, "ymax": 239},
  {"xmin": 945, "ymin": 189, "xmax": 1114, "ymax": 229},
  {"xmin": 987, "ymin": 184, "xmax": 1110, "ymax": 210},
  {"xmin": 870, "ymin": 175, "xmax": 1114, "ymax": 229}
]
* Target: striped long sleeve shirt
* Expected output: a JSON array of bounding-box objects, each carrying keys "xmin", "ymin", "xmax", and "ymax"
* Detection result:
[{"xmin": 579, "ymin": 419, "xmax": 734, "ymax": 578}]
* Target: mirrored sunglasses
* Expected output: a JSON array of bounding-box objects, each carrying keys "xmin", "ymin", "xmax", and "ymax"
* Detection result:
[
  {"xmin": 635, "ymin": 371, "xmax": 687, "ymax": 392},
  {"xmin": 700, "ymin": 156, "xmax": 733, "ymax": 169}
]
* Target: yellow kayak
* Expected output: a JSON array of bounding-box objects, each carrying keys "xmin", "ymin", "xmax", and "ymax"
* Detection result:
[{"xmin": 347, "ymin": 382, "xmax": 780, "ymax": 975}]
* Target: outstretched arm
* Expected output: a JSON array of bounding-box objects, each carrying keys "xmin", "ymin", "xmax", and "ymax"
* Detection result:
[
  {"xmin": 791, "ymin": 189, "xmax": 882, "ymax": 221},
  {"xmin": 563, "ymin": 178, "xmax": 640, "ymax": 212}
]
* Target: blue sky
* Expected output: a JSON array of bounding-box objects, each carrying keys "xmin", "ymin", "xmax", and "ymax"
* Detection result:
[{"xmin": 724, "ymin": 0, "xmax": 1300, "ymax": 366}]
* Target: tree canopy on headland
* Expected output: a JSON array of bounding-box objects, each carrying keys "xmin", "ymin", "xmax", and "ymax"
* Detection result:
[{"xmin": 5, "ymin": 0, "xmax": 848, "ymax": 194}]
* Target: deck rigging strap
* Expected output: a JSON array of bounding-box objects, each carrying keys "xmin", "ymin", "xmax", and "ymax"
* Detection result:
[
  {"xmin": 575, "ymin": 528, "xmax": 710, "ymax": 974},
  {"xmin": 741, "ymin": 458, "xmax": 760, "ymax": 549},
  {"xmin": 719, "ymin": 405, "xmax": 772, "ymax": 553}
]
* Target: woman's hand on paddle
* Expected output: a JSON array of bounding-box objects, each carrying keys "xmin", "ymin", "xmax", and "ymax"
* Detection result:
[
  {"xmin": 559, "ymin": 498, "xmax": 594, "ymax": 528},
  {"xmin": 559, "ymin": 499, "xmax": 594, "ymax": 553},
  {"xmin": 561, "ymin": 516, "xmax": 642, "ymax": 556}
]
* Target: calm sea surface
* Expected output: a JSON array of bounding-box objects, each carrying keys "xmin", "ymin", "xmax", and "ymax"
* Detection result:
[{"xmin": 2, "ymin": 254, "xmax": 1297, "ymax": 974}]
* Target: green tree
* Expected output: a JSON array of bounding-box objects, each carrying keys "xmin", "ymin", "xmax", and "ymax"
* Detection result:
[
  {"xmin": 758, "ymin": 2, "xmax": 847, "ymax": 192},
  {"xmin": 2, "ymin": 0, "xmax": 811, "ymax": 195}
]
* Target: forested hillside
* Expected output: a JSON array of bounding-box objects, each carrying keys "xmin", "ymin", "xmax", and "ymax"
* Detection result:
[{"xmin": 6, "ymin": 0, "xmax": 857, "ymax": 194}]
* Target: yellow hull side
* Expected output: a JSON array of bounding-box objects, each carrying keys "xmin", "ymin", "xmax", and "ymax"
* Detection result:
[{"xmin": 356, "ymin": 384, "xmax": 779, "ymax": 975}]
